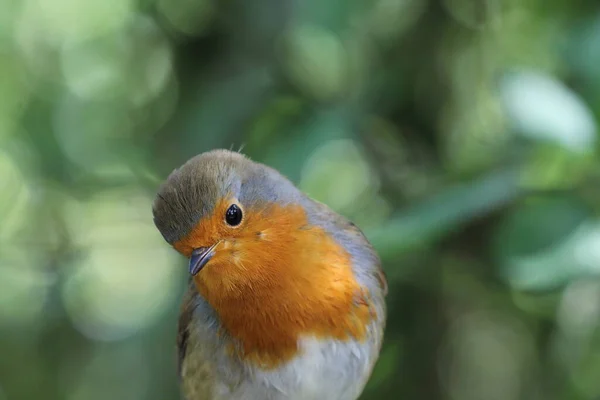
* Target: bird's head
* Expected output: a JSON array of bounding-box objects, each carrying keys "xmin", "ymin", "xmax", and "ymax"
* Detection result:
[{"xmin": 152, "ymin": 149, "xmax": 311, "ymax": 299}]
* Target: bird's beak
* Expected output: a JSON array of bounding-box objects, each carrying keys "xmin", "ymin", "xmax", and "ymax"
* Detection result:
[{"xmin": 189, "ymin": 243, "xmax": 218, "ymax": 276}]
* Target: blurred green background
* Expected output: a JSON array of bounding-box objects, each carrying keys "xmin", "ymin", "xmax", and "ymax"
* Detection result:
[{"xmin": 2, "ymin": 0, "xmax": 600, "ymax": 399}]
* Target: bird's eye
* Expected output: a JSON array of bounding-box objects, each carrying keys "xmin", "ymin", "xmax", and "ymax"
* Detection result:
[{"xmin": 225, "ymin": 204, "xmax": 243, "ymax": 226}]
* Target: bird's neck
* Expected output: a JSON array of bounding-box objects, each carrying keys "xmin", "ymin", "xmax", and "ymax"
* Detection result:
[{"xmin": 193, "ymin": 220, "xmax": 375, "ymax": 370}]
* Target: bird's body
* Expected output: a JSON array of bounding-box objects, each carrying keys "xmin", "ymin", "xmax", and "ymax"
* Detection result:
[{"xmin": 153, "ymin": 150, "xmax": 387, "ymax": 400}]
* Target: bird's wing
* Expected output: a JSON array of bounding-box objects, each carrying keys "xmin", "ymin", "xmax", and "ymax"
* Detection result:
[
  {"xmin": 347, "ymin": 219, "xmax": 388, "ymax": 297},
  {"xmin": 177, "ymin": 288, "xmax": 195, "ymax": 377},
  {"xmin": 177, "ymin": 288, "xmax": 222, "ymax": 400}
]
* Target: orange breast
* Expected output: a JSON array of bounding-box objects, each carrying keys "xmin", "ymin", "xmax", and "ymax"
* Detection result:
[{"xmin": 174, "ymin": 200, "xmax": 375, "ymax": 369}]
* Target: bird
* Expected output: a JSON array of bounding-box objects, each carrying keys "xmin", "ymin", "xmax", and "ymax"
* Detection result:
[{"xmin": 152, "ymin": 149, "xmax": 387, "ymax": 400}]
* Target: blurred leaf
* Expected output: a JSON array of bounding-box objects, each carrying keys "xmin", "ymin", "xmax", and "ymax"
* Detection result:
[
  {"xmin": 492, "ymin": 197, "xmax": 595, "ymax": 290},
  {"xmin": 494, "ymin": 197, "xmax": 589, "ymax": 258},
  {"xmin": 368, "ymin": 166, "xmax": 523, "ymax": 265},
  {"xmin": 500, "ymin": 69, "xmax": 597, "ymax": 152}
]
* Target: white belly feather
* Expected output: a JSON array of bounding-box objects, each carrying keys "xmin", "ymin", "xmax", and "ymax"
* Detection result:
[{"xmin": 208, "ymin": 334, "xmax": 376, "ymax": 400}]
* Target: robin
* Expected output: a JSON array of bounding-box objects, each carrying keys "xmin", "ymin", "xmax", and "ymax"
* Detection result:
[{"xmin": 152, "ymin": 149, "xmax": 387, "ymax": 400}]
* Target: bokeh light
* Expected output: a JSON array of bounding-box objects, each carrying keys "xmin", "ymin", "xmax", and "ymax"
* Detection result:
[{"xmin": 62, "ymin": 189, "xmax": 181, "ymax": 341}]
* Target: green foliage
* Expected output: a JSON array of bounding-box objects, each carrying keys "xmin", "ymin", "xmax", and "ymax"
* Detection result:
[{"xmin": 1, "ymin": 0, "xmax": 600, "ymax": 399}]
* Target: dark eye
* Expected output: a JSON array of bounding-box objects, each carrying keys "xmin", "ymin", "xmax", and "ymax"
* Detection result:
[{"xmin": 225, "ymin": 204, "xmax": 243, "ymax": 226}]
